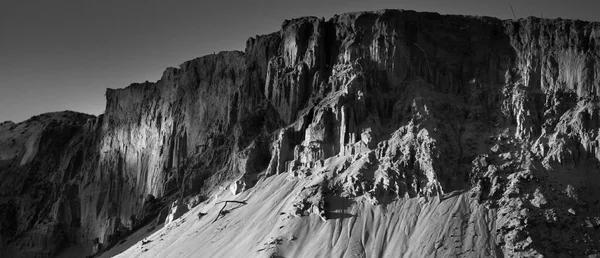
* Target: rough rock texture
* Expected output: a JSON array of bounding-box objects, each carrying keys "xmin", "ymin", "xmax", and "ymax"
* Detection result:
[
  {"xmin": 2, "ymin": 9, "xmax": 600, "ymax": 258},
  {"xmin": 0, "ymin": 112, "xmax": 97, "ymax": 257},
  {"xmin": 79, "ymin": 51, "xmax": 254, "ymax": 244}
]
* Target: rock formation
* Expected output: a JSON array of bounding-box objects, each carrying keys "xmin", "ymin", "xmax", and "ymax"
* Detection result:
[
  {"xmin": 0, "ymin": 112, "xmax": 97, "ymax": 257},
  {"xmin": 1, "ymin": 9, "xmax": 600, "ymax": 258}
]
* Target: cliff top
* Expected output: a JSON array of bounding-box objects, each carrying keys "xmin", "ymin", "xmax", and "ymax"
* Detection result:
[{"xmin": 0, "ymin": 110, "xmax": 95, "ymax": 125}]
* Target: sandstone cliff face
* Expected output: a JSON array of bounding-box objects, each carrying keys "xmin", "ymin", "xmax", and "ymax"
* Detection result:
[
  {"xmin": 257, "ymin": 12, "xmax": 600, "ymax": 256},
  {"xmin": 0, "ymin": 112, "xmax": 97, "ymax": 257},
  {"xmin": 79, "ymin": 52, "xmax": 249, "ymax": 244},
  {"xmin": 2, "ymin": 9, "xmax": 600, "ymax": 258}
]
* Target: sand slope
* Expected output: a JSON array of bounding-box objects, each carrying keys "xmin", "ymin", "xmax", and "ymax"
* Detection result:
[{"xmin": 105, "ymin": 173, "xmax": 499, "ymax": 258}]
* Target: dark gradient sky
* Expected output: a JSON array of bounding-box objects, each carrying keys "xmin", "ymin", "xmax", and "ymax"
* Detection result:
[{"xmin": 1, "ymin": 0, "xmax": 598, "ymax": 123}]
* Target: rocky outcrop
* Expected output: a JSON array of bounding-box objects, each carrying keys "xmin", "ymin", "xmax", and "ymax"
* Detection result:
[
  {"xmin": 1, "ymin": 9, "xmax": 600, "ymax": 258},
  {"xmin": 0, "ymin": 112, "xmax": 97, "ymax": 257},
  {"xmin": 79, "ymin": 51, "xmax": 250, "ymax": 245}
]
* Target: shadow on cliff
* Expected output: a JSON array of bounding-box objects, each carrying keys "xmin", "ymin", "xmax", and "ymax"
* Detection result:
[
  {"xmin": 326, "ymin": 195, "xmax": 356, "ymax": 219},
  {"xmin": 90, "ymin": 223, "xmax": 165, "ymax": 258}
]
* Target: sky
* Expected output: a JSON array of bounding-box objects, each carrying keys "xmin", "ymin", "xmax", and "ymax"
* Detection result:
[{"xmin": 1, "ymin": 0, "xmax": 599, "ymax": 123}]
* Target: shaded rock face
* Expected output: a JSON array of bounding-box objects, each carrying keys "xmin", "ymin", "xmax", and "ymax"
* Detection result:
[
  {"xmin": 0, "ymin": 112, "xmax": 97, "ymax": 257},
  {"xmin": 1, "ymin": 9, "xmax": 600, "ymax": 257}
]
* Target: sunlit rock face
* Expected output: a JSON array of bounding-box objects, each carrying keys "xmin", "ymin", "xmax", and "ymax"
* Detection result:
[
  {"xmin": 262, "ymin": 12, "xmax": 600, "ymax": 256},
  {"xmin": 2, "ymin": 9, "xmax": 600, "ymax": 258},
  {"xmin": 79, "ymin": 52, "xmax": 255, "ymax": 244}
]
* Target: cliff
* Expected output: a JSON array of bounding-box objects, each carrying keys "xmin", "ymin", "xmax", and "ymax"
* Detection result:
[
  {"xmin": 0, "ymin": 112, "xmax": 97, "ymax": 257},
  {"xmin": 1, "ymin": 9, "xmax": 600, "ymax": 258}
]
